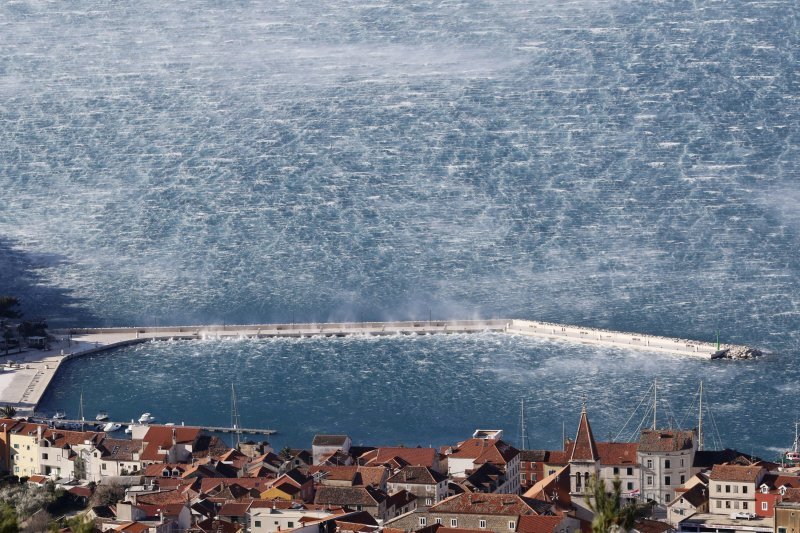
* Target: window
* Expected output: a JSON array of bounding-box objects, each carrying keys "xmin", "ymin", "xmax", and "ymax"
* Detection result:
[
  {"xmin": 435, "ymin": 518, "xmax": 442, "ymax": 525},
  {"xmin": 13, "ymin": 467, "xmax": 18, "ymax": 473},
  {"xmin": 725, "ymin": 485, "xmax": 731, "ymax": 493},
  {"xmin": 520, "ymin": 473, "xmax": 526, "ymax": 482},
  {"xmin": 743, "ymin": 502, "xmax": 748, "ymax": 509},
  {"xmin": 664, "ymin": 460, "xmax": 671, "ymax": 469},
  {"xmin": 716, "ymin": 484, "xmax": 721, "ymax": 492},
  {"xmin": 725, "ymin": 501, "xmax": 731, "ymax": 509},
  {"xmin": 102, "ymin": 463, "xmax": 107, "ymax": 470},
  {"xmin": 743, "ymin": 486, "xmax": 748, "ymax": 494},
  {"xmin": 647, "ymin": 476, "xmax": 653, "ymax": 486},
  {"xmin": 13, "ymin": 444, "xmax": 18, "ymax": 449},
  {"xmin": 716, "ymin": 501, "xmax": 721, "ymax": 508},
  {"xmin": 646, "ymin": 459, "xmax": 653, "ymax": 469},
  {"xmin": 665, "ymin": 476, "xmax": 671, "ymax": 486},
  {"xmin": 680, "ymin": 475, "xmax": 685, "ymax": 485},
  {"xmin": 426, "ymin": 498, "xmax": 432, "ymax": 506},
  {"xmin": 419, "ymin": 518, "xmax": 427, "ymax": 526},
  {"xmin": 627, "ymin": 482, "xmax": 633, "ymax": 490},
  {"xmin": 734, "ymin": 501, "xmax": 739, "ymax": 509},
  {"xmin": 479, "ymin": 520, "xmax": 486, "ymax": 529},
  {"xmin": 779, "ymin": 527, "xmax": 787, "ymax": 533},
  {"xmin": 42, "ymin": 453, "xmax": 48, "ymax": 460},
  {"xmin": 627, "ymin": 468, "xmax": 633, "ymax": 476},
  {"xmin": 451, "ymin": 519, "xmax": 458, "ymax": 527},
  {"xmin": 576, "ymin": 475, "xmax": 582, "ymax": 489},
  {"xmin": 681, "ymin": 458, "xmax": 684, "ymax": 467},
  {"xmin": 287, "ymin": 523, "xmax": 294, "ymax": 528},
  {"xmin": 762, "ymin": 502, "xmax": 768, "ymax": 511},
  {"xmin": 508, "ymin": 521, "xmax": 516, "ymax": 530},
  {"xmin": 255, "ymin": 521, "xmax": 261, "ymax": 527},
  {"xmin": 613, "ymin": 467, "xmax": 619, "ymax": 475}
]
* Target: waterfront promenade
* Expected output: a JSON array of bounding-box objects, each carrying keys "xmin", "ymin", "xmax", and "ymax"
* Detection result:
[{"xmin": 0, "ymin": 319, "xmax": 757, "ymax": 415}]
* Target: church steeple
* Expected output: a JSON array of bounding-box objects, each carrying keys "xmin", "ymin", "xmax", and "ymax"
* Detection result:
[{"xmin": 569, "ymin": 404, "xmax": 599, "ymax": 462}]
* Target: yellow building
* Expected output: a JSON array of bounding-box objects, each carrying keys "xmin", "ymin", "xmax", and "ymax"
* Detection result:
[{"xmin": 9, "ymin": 422, "xmax": 47, "ymax": 478}]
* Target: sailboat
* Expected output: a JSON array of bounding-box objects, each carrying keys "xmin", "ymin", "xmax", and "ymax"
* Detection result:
[{"xmin": 786, "ymin": 422, "xmax": 800, "ymax": 463}]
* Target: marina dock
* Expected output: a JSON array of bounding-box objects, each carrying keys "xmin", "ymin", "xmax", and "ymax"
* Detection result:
[{"xmin": 35, "ymin": 419, "xmax": 276, "ymax": 436}]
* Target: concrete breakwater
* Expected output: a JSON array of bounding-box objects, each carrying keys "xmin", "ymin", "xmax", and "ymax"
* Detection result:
[
  {"xmin": 506, "ymin": 319, "xmax": 761, "ymax": 359},
  {"xmin": 2, "ymin": 318, "xmax": 758, "ymax": 415}
]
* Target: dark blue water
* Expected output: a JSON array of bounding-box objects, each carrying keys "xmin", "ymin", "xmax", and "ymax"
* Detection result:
[
  {"xmin": 4, "ymin": 0, "xmax": 800, "ymax": 455},
  {"xmin": 38, "ymin": 334, "xmax": 786, "ymax": 458}
]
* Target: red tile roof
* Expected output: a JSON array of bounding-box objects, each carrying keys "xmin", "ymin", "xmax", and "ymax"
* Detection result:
[
  {"xmin": 596, "ymin": 442, "xmax": 638, "ymax": 466},
  {"xmin": 388, "ymin": 466, "xmax": 447, "ymax": 485},
  {"xmin": 709, "ymin": 464, "xmax": 764, "ymax": 483},
  {"xmin": 638, "ymin": 430, "xmax": 694, "ymax": 452},
  {"xmin": 361, "ymin": 447, "xmax": 439, "ymax": 469},
  {"xmin": 516, "ymin": 515, "xmax": 565, "ymax": 533},
  {"xmin": 427, "ymin": 493, "xmax": 544, "ymax": 516}
]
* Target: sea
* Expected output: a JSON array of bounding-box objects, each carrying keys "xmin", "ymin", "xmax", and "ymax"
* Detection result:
[{"xmin": 1, "ymin": 0, "xmax": 799, "ymax": 457}]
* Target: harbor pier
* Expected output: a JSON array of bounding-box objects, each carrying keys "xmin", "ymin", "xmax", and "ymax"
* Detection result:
[{"xmin": 0, "ymin": 319, "xmax": 759, "ymax": 417}]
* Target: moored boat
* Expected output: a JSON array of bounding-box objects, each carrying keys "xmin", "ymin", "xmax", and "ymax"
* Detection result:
[
  {"xmin": 138, "ymin": 412, "xmax": 156, "ymax": 424},
  {"xmin": 96, "ymin": 411, "xmax": 109, "ymax": 421},
  {"xmin": 52, "ymin": 410, "xmax": 66, "ymax": 420},
  {"xmin": 103, "ymin": 422, "xmax": 122, "ymax": 432},
  {"xmin": 786, "ymin": 422, "xmax": 800, "ymax": 463}
]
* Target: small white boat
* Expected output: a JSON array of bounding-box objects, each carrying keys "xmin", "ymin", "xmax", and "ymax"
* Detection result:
[
  {"xmin": 786, "ymin": 422, "xmax": 800, "ymax": 463},
  {"xmin": 52, "ymin": 410, "xmax": 66, "ymax": 420},
  {"xmin": 124, "ymin": 425, "xmax": 133, "ymax": 434},
  {"xmin": 103, "ymin": 422, "xmax": 122, "ymax": 432},
  {"xmin": 138, "ymin": 412, "xmax": 156, "ymax": 423},
  {"xmin": 95, "ymin": 411, "xmax": 109, "ymax": 422}
]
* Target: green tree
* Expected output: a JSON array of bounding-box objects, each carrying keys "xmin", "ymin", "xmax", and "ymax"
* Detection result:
[
  {"xmin": 585, "ymin": 475, "xmax": 637, "ymax": 533},
  {"xmin": 0, "ymin": 298, "xmax": 21, "ymax": 320},
  {"xmin": 0, "ymin": 406, "xmax": 15, "ymax": 419},
  {"xmin": 0, "ymin": 503, "xmax": 18, "ymax": 533},
  {"xmin": 63, "ymin": 515, "xmax": 94, "ymax": 533}
]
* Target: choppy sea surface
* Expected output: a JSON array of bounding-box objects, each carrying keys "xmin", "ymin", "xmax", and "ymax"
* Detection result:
[{"xmin": 3, "ymin": 0, "xmax": 800, "ymax": 455}]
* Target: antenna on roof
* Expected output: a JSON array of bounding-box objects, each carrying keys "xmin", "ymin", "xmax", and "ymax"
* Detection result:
[{"xmin": 518, "ymin": 399, "xmax": 527, "ymax": 451}]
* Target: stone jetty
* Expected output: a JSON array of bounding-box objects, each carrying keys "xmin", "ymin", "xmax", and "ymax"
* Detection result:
[{"xmin": 0, "ymin": 319, "xmax": 760, "ymax": 415}]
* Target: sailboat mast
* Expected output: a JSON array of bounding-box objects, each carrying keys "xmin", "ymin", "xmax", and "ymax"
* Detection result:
[
  {"xmin": 652, "ymin": 378, "xmax": 657, "ymax": 430},
  {"xmin": 231, "ymin": 383, "xmax": 241, "ymax": 447},
  {"xmin": 698, "ymin": 381, "xmax": 704, "ymax": 451},
  {"xmin": 520, "ymin": 399, "xmax": 526, "ymax": 450}
]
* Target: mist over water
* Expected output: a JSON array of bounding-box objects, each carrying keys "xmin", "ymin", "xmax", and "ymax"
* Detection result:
[{"xmin": 4, "ymin": 0, "xmax": 800, "ymax": 453}]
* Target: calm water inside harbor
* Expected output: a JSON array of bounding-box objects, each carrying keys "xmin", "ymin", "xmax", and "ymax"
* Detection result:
[{"xmin": 39, "ymin": 333, "xmax": 789, "ymax": 459}]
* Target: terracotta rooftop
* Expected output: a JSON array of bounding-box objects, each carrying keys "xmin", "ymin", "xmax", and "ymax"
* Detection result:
[
  {"xmin": 596, "ymin": 442, "xmax": 638, "ymax": 466},
  {"xmin": 388, "ymin": 465, "xmax": 447, "ymax": 485},
  {"xmin": 781, "ymin": 488, "xmax": 800, "ymax": 504},
  {"xmin": 516, "ymin": 515, "xmax": 565, "ymax": 533},
  {"xmin": 638, "ymin": 429, "xmax": 694, "ymax": 452},
  {"xmin": 100, "ymin": 438, "xmax": 144, "ymax": 462},
  {"xmin": 361, "ymin": 447, "xmax": 439, "ymax": 469},
  {"xmin": 427, "ymin": 493, "xmax": 547, "ymax": 516},
  {"xmin": 709, "ymin": 464, "xmax": 765, "ymax": 483},
  {"xmin": 315, "ymin": 485, "xmax": 387, "ymax": 507}
]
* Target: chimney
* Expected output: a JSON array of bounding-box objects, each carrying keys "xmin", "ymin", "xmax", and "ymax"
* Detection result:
[
  {"xmin": 36, "ymin": 425, "xmax": 42, "ymax": 442},
  {"xmin": 172, "ymin": 428, "xmax": 177, "ymax": 446}
]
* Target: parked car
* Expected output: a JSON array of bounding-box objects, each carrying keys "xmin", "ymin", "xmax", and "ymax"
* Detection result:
[{"xmin": 730, "ymin": 512, "xmax": 756, "ymax": 520}]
